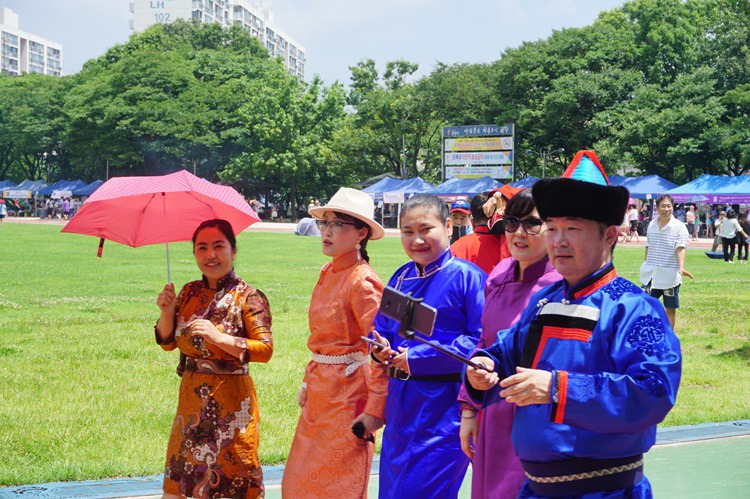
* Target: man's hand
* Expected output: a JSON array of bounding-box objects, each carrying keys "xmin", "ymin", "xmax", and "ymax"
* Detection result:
[
  {"xmin": 499, "ymin": 366, "xmax": 552, "ymax": 406},
  {"xmin": 679, "ymin": 268, "xmax": 694, "ymax": 279}
]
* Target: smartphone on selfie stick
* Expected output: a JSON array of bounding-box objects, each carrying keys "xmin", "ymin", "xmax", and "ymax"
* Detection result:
[{"xmin": 373, "ymin": 286, "xmax": 485, "ymax": 370}]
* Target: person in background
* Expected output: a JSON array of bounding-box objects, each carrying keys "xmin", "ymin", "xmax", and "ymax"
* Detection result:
[
  {"xmin": 641, "ymin": 194, "xmax": 693, "ymax": 329},
  {"xmin": 62, "ymin": 197, "xmax": 71, "ymax": 220},
  {"xmin": 449, "ymin": 199, "xmax": 473, "ymax": 243},
  {"xmin": 627, "ymin": 203, "xmax": 640, "ymax": 242},
  {"xmin": 685, "ymin": 205, "xmax": 696, "ymax": 241},
  {"xmin": 370, "ymin": 194, "xmax": 486, "ymax": 499},
  {"xmin": 738, "ymin": 213, "xmax": 750, "ymax": 264},
  {"xmin": 44, "ymin": 198, "xmax": 54, "ymax": 219},
  {"xmin": 465, "ymin": 150, "xmax": 681, "ymax": 498},
  {"xmin": 155, "ymin": 219, "xmax": 273, "ymax": 498},
  {"xmin": 458, "ymin": 188, "xmax": 561, "ymax": 498},
  {"xmin": 0, "ymin": 199, "xmax": 6, "ymax": 225},
  {"xmin": 450, "ymin": 191, "xmax": 512, "ymax": 274},
  {"xmin": 640, "ymin": 202, "xmax": 652, "ymax": 227},
  {"xmin": 482, "ymin": 184, "xmax": 524, "ymax": 232},
  {"xmin": 706, "ymin": 209, "xmax": 714, "ymax": 238},
  {"xmin": 283, "ymin": 188, "xmax": 388, "ymax": 497},
  {"xmin": 674, "ymin": 204, "xmax": 685, "ymax": 223},
  {"xmin": 720, "ymin": 209, "xmax": 749, "ymax": 263},
  {"xmin": 70, "ymin": 198, "xmax": 81, "ymax": 217},
  {"xmin": 619, "ymin": 211, "xmax": 630, "ymax": 243},
  {"xmin": 712, "ymin": 210, "xmax": 726, "ymax": 252}
]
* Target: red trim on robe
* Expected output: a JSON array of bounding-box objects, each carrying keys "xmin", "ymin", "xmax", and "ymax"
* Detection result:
[
  {"xmin": 572, "ymin": 269, "xmax": 617, "ymax": 300},
  {"xmin": 531, "ymin": 326, "xmax": 593, "ymax": 369},
  {"xmin": 554, "ymin": 370, "xmax": 569, "ymax": 424}
]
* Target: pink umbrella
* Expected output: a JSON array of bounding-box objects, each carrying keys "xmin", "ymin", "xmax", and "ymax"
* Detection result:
[{"xmin": 62, "ymin": 170, "xmax": 259, "ymax": 282}]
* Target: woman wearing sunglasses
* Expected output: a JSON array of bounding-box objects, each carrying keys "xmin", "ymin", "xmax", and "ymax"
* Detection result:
[{"xmin": 458, "ymin": 188, "xmax": 561, "ymax": 498}]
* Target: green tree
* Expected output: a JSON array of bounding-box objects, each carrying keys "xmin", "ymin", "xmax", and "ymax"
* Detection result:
[{"xmin": 0, "ymin": 74, "xmax": 68, "ymax": 181}]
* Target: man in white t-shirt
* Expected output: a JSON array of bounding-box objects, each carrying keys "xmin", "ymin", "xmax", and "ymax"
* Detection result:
[{"xmin": 640, "ymin": 194, "xmax": 693, "ymax": 329}]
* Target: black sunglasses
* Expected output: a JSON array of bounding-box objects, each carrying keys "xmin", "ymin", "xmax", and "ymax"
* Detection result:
[{"xmin": 502, "ymin": 216, "xmax": 544, "ymax": 235}]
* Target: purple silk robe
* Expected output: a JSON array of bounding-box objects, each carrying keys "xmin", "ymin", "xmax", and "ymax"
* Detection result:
[{"xmin": 458, "ymin": 256, "xmax": 560, "ymax": 498}]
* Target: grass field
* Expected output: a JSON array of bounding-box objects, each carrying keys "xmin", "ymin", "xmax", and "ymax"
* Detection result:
[{"xmin": 1, "ymin": 222, "xmax": 749, "ymax": 486}]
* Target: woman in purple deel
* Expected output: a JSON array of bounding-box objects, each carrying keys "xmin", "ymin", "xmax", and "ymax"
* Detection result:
[{"xmin": 457, "ymin": 188, "xmax": 561, "ymax": 498}]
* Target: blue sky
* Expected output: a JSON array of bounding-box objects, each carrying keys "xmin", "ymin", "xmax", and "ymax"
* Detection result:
[{"xmin": 3, "ymin": 0, "xmax": 626, "ymax": 85}]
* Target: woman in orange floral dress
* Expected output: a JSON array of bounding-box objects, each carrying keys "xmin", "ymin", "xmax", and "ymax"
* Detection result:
[
  {"xmin": 282, "ymin": 188, "xmax": 389, "ymax": 498},
  {"xmin": 155, "ymin": 219, "xmax": 273, "ymax": 499}
]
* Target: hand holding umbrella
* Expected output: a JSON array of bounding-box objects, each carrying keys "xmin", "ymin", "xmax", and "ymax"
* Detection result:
[{"xmin": 156, "ymin": 283, "xmax": 176, "ymax": 314}]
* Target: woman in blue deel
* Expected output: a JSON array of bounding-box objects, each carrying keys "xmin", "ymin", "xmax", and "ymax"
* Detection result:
[{"xmin": 371, "ymin": 193, "xmax": 486, "ymax": 498}]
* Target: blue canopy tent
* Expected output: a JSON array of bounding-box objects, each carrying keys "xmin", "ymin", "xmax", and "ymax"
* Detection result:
[
  {"xmin": 610, "ymin": 175, "xmax": 678, "ymax": 198},
  {"xmin": 364, "ymin": 177, "xmax": 435, "ymax": 228},
  {"xmin": 427, "ymin": 176, "xmax": 502, "ymax": 197},
  {"xmin": 38, "ymin": 179, "xmax": 88, "ymax": 196},
  {"xmin": 362, "ymin": 176, "xmax": 404, "ymax": 197},
  {"xmin": 13, "ymin": 179, "xmax": 48, "ymax": 193},
  {"xmin": 665, "ymin": 174, "xmax": 750, "ymax": 204},
  {"xmin": 0, "ymin": 180, "xmax": 16, "ymax": 190},
  {"xmin": 74, "ymin": 180, "xmax": 105, "ymax": 196},
  {"xmin": 362, "ymin": 177, "xmax": 433, "ymax": 199},
  {"xmin": 509, "ymin": 176, "xmax": 539, "ymax": 189},
  {"xmin": 389, "ymin": 177, "xmax": 434, "ymax": 194}
]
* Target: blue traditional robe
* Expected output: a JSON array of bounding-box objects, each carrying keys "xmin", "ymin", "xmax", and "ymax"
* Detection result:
[
  {"xmin": 374, "ymin": 249, "xmax": 486, "ymax": 499},
  {"xmin": 465, "ymin": 262, "xmax": 681, "ymax": 498}
]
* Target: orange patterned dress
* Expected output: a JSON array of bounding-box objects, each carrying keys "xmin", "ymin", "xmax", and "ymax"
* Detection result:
[
  {"xmin": 156, "ymin": 270, "xmax": 273, "ymax": 499},
  {"xmin": 282, "ymin": 250, "xmax": 388, "ymax": 498}
]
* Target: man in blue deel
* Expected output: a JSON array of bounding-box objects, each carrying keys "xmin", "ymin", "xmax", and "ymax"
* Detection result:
[{"xmin": 465, "ymin": 150, "xmax": 682, "ymax": 498}]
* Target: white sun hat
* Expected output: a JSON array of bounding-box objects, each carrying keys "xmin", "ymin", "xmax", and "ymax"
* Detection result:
[{"xmin": 309, "ymin": 187, "xmax": 385, "ymax": 240}]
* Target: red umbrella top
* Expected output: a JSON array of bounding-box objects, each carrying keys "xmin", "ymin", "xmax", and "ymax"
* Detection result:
[{"xmin": 62, "ymin": 170, "xmax": 259, "ymax": 247}]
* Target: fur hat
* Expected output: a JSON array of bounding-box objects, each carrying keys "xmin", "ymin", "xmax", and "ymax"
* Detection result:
[
  {"xmin": 532, "ymin": 150, "xmax": 629, "ymax": 227},
  {"xmin": 309, "ymin": 187, "xmax": 385, "ymax": 240}
]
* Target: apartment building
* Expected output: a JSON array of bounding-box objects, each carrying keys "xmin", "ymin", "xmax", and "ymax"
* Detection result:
[
  {"xmin": 130, "ymin": 0, "xmax": 305, "ymax": 79},
  {"xmin": 0, "ymin": 7, "xmax": 62, "ymax": 76}
]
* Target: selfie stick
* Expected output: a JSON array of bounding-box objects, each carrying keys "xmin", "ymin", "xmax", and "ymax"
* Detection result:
[{"xmin": 397, "ymin": 293, "xmax": 486, "ymax": 371}]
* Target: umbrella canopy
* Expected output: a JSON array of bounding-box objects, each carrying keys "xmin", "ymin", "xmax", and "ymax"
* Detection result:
[
  {"xmin": 62, "ymin": 170, "xmax": 259, "ymax": 247},
  {"xmin": 62, "ymin": 170, "xmax": 259, "ymax": 283},
  {"xmin": 685, "ymin": 194, "xmax": 709, "ymax": 204}
]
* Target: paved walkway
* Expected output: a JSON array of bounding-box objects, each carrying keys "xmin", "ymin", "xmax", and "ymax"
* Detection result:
[{"xmin": 2, "ymin": 421, "xmax": 748, "ymax": 498}]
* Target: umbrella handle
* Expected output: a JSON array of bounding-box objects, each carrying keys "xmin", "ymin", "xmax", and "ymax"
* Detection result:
[
  {"xmin": 165, "ymin": 241, "xmax": 171, "ymax": 284},
  {"xmin": 162, "ymin": 192, "xmax": 171, "ymax": 284}
]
